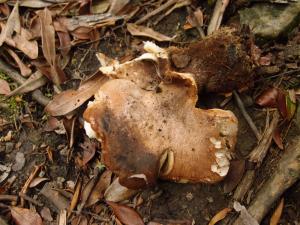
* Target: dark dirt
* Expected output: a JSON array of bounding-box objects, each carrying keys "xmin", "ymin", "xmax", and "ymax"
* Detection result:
[{"xmin": 1, "ymin": 2, "xmax": 300, "ymax": 225}]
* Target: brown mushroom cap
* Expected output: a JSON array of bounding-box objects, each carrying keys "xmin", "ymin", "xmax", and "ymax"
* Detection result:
[
  {"xmin": 84, "ymin": 73, "xmax": 237, "ymax": 189},
  {"xmin": 83, "ymin": 30, "xmax": 247, "ymax": 189}
]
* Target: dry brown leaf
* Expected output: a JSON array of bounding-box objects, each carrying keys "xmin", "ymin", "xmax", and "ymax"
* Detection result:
[
  {"xmin": 223, "ymin": 160, "xmax": 245, "ymax": 193},
  {"xmin": 68, "ymin": 178, "xmax": 82, "ymax": 217},
  {"xmin": 87, "ymin": 170, "xmax": 112, "ymax": 206},
  {"xmin": 6, "ymin": 71, "xmax": 47, "ymax": 97},
  {"xmin": 53, "ymin": 20, "xmax": 71, "ymax": 56},
  {"xmin": 127, "ymin": 23, "xmax": 174, "ymax": 42},
  {"xmin": 4, "ymin": 27, "xmax": 38, "ymax": 59},
  {"xmin": 209, "ymin": 208, "xmax": 232, "ymax": 225},
  {"xmin": 39, "ymin": 8, "xmax": 66, "ymax": 85},
  {"xmin": 92, "ymin": 0, "xmax": 110, "ymax": 14},
  {"xmin": 40, "ymin": 207, "xmax": 53, "ymax": 222},
  {"xmin": 71, "ymin": 215, "xmax": 88, "ymax": 225},
  {"xmin": 0, "ymin": 2, "xmax": 20, "ymax": 46},
  {"xmin": 256, "ymin": 87, "xmax": 280, "ymax": 108},
  {"xmin": 8, "ymin": 0, "xmax": 54, "ymax": 8},
  {"xmin": 11, "ymin": 207, "xmax": 43, "ymax": 225},
  {"xmin": 39, "ymin": 8, "xmax": 56, "ymax": 71},
  {"xmin": 45, "ymin": 72, "xmax": 107, "ymax": 116},
  {"xmin": 71, "ymin": 26, "xmax": 93, "ymax": 40},
  {"xmin": 44, "ymin": 117, "xmax": 65, "ymax": 133},
  {"xmin": 29, "ymin": 177, "xmax": 49, "ymax": 188},
  {"xmin": 273, "ymin": 127, "xmax": 284, "ymax": 150},
  {"xmin": 63, "ymin": 116, "xmax": 77, "ymax": 148},
  {"xmin": 107, "ymin": 201, "xmax": 144, "ymax": 225},
  {"xmin": 0, "ymin": 79, "xmax": 10, "ymax": 95},
  {"xmin": 270, "ymin": 198, "xmax": 284, "ymax": 225},
  {"xmin": 5, "ymin": 47, "xmax": 31, "ymax": 77},
  {"xmin": 79, "ymin": 137, "xmax": 96, "ymax": 166},
  {"xmin": 0, "ymin": 4, "xmax": 10, "ymax": 16},
  {"xmin": 109, "ymin": 0, "xmax": 130, "ymax": 15}
]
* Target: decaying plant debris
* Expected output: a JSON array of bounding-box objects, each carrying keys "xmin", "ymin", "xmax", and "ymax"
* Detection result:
[{"xmin": 83, "ymin": 28, "xmax": 254, "ymax": 189}]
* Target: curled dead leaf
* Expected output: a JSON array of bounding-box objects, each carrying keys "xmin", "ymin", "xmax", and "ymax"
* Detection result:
[
  {"xmin": 273, "ymin": 127, "xmax": 284, "ymax": 150},
  {"xmin": 256, "ymin": 87, "xmax": 280, "ymax": 108},
  {"xmin": 209, "ymin": 208, "xmax": 232, "ymax": 225},
  {"xmin": 107, "ymin": 201, "xmax": 144, "ymax": 225},
  {"xmin": 29, "ymin": 177, "xmax": 49, "ymax": 188}
]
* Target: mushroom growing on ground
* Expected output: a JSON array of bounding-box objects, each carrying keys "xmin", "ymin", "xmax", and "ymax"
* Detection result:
[{"xmin": 84, "ymin": 28, "xmax": 253, "ymax": 189}]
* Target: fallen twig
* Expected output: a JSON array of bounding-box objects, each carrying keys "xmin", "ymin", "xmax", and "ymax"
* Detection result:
[
  {"xmin": 135, "ymin": 0, "xmax": 178, "ymax": 25},
  {"xmin": 207, "ymin": 0, "xmax": 230, "ymax": 35},
  {"xmin": 248, "ymin": 111, "xmax": 280, "ymax": 163},
  {"xmin": 19, "ymin": 165, "xmax": 41, "ymax": 207},
  {"xmin": 0, "ymin": 61, "xmax": 50, "ymax": 106},
  {"xmin": 0, "ymin": 195, "xmax": 18, "ymax": 202},
  {"xmin": 233, "ymin": 91, "xmax": 261, "ymax": 140},
  {"xmin": 233, "ymin": 111, "xmax": 279, "ymax": 202},
  {"xmin": 233, "ymin": 135, "xmax": 300, "ymax": 224}
]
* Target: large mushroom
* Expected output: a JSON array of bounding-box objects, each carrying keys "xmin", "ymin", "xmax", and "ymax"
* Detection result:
[{"xmin": 84, "ymin": 29, "xmax": 253, "ymax": 189}]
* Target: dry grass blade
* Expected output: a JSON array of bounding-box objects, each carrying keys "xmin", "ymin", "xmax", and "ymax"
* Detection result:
[
  {"xmin": 45, "ymin": 73, "xmax": 107, "ymax": 116},
  {"xmin": 127, "ymin": 23, "xmax": 174, "ymax": 42},
  {"xmin": 0, "ymin": 2, "xmax": 20, "ymax": 46},
  {"xmin": 270, "ymin": 198, "xmax": 284, "ymax": 225},
  {"xmin": 208, "ymin": 208, "xmax": 232, "ymax": 225},
  {"xmin": 6, "ymin": 71, "xmax": 47, "ymax": 97}
]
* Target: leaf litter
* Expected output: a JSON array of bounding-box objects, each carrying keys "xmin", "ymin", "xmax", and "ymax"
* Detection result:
[{"xmin": 0, "ymin": 0, "xmax": 299, "ymax": 224}]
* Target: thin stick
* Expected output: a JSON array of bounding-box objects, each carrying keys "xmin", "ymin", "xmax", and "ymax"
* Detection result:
[
  {"xmin": 233, "ymin": 91, "xmax": 261, "ymax": 140},
  {"xmin": 0, "ymin": 195, "xmax": 18, "ymax": 202},
  {"xmin": 135, "ymin": 0, "xmax": 177, "ymax": 25},
  {"xmin": 19, "ymin": 193, "xmax": 43, "ymax": 207},
  {"xmin": 249, "ymin": 111, "xmax": 280, "ymax": 163},
  {"xmin": 233, "ymin": 111, "xmax": 279, "ymax": 202},
  {"xmin": 19, "ymin": 165, "xmax": 41, "ymax": 207},
  {"xmin": 0, "ymin": 61, "xmax": 50, "ymax": 106},
  {"xmin": 207, "ymin": 0, "xmax": 230, "ymax": 35},
  {"xmin": 233, "ymin": 135, "xmax": 300, "ymax": 224}
]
